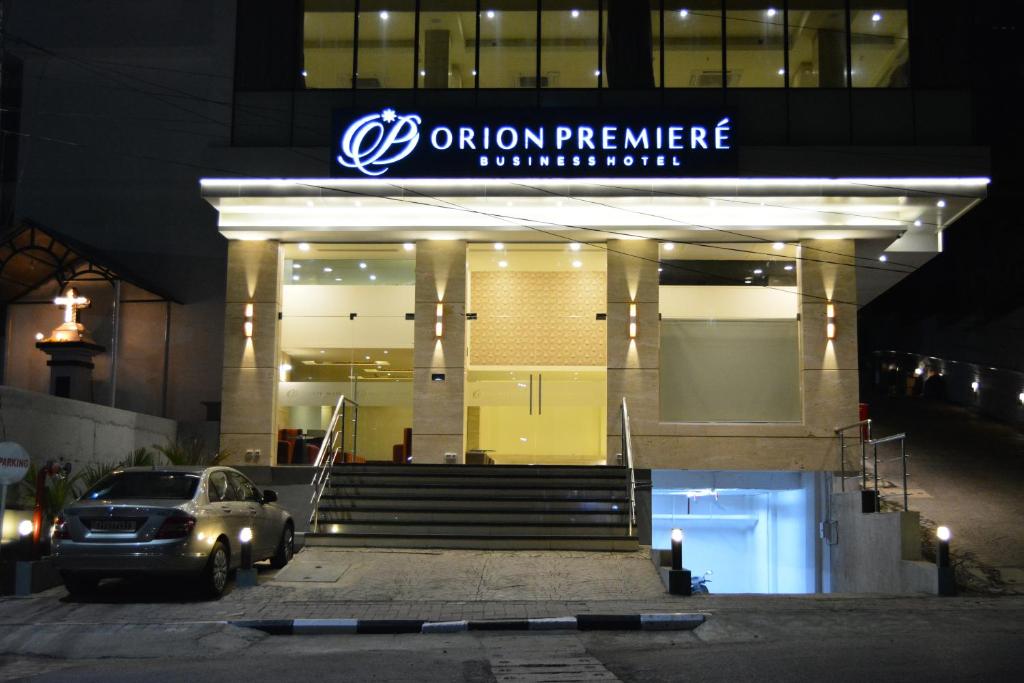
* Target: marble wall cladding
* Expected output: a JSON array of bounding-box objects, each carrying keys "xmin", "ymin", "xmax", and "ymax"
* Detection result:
[
  {"xmin": 607, "ymin": 239, "xmax": 659, "ymax": 304},
  {"xmin": 628, "ymin": 434, "xmax": 839, "ymax": 471},
  {"xmin": 469, "ymin": 270, "xmax": 606, "ymax": 366},
  {"xmin": 413, "ymin": 241, "xmax": 466, "ymax": 459},
  {"xmin": 221, "ymin": 240, "xmax": 282, "ymax": 465}
]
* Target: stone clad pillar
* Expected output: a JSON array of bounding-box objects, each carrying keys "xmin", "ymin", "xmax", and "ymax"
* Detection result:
[
  {"xmin": 219, "ymin": 240, "xmax": 282, "ymax": 465},
  {"xmin": 412, "ymin": 240, "xmax": 466, "ymax": 463},
  {"xmin": 606, "ymin": 239, "xmax": 660, "ymax": 465},
  {"xmin": 799, "ymin": 239, "xmax": 859, "ymax": 436}
]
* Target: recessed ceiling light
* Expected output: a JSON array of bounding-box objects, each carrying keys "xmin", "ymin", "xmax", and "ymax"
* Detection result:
[
  {"xmin": 365, "ymin": 355, "xmax": 371, "ymax": 360},
  {"xmin": 369, "ymin": 274, "xmax": 377, "ymax": 280},
  {"xmin": 679, "ymin": 9, "xmax": 689, "ymax": 18},
  {"xmin": 766, "ymin": 8, "xmax": 776, "ymax": 18},
  {"xmin": 663, "ymin": 243, "xmax": 675, "ymax": 251},
  {"xmin": 379, "ymin": 11, "xmax": 389, "ymax": 21},
  {"xmin": 594, "ymin": 69, "xmax": 601, "ymax": 77},
  {"xmin": 292, "ymin": 275, "xmax": 299, "ymax": 281},
  {"xmin": 913, "ymin": 219, "xmax": 922, "ymax": 227},
  {"xmin": 383, "ymin": 350, "xmax": 389, "ymax": 354},
  {"xmin": 320, "ymin": 350, "xmax": 326, "ymax": 354},
  {"xmin": 494, "ymin": 242, "xmax": 504, "ymax": 250},
  {"xmin": 298, "ymin": 243, "xmax": 310, "ymax": 251},
  {"xmin": 784, "ymin": 265, "xmax": 794, "ymax": 271},
  {"xmin": 879, "ymin": 255, "xmax": 888, "ymax": 262},
  {"xmin": 293, "ymin": 263, "xmax": 301, "ymax": 269},
  {"xmin": 658, "ymin": 268, "xmax": 663, "ymax": 272},
  {"xmin": 323, "ymin": 267, "xmax": 333, "ymax": 273},
  {"xmin": 753, "ymin": 269, "xmax": 763, "ymax": 275},
  {"xmin": 498, "ymin": 260, "xmax": 508, "ymax": 268},
  {"xmin": 777, "ymin": 68, "xmax": 785, "ymax": 76},
  {"xmin": 35, "ymin": 332, "xmax": 45, "ymax": 341},
  {"xmin": 486, "ymin": 10, "xmax": 495, "ymax": 19},
  {"xmin": 301, "ymin": 70, "xmax": 308, "ymax": 77},
  {"xmin": 359, "ymin": 262, "xmax": 367, "ymax": 269},
  {"xmin": 569, "ymin": 242, "xmax": 582, "ymax": 251},
  {"xmin": 571, "ymin": 9, "xmax": 580, "ymax": 18},
  {"xmin": 936, "ymin": 199, "xmax": 946, "ymax": 208},
  {"xmin": 772, "ymin": 242, "xmax": 784, "ymax": 250},
  {"xmin": 572, "ymin": 260, "xmax": 582, "ymax": 268},
  {"xmin": 403, "ymin": 242, "xmax": 415, "ymax": 251},
  {"xmin": 335, "ymin": 277, "xmax": 342, "ymax": 281},
  {"xmin": 872, "ymin": 12, "xmax": 882, "ymax": 22},
  {"xmin": 419, "ymin": 70, "xmax": 426, "ymax": 77}
]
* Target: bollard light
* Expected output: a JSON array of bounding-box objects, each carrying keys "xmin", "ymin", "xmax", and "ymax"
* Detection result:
[
  {"xmin": 240, "ymin": 526, "xmax": 253, "ymax": 570},
  {"xmin": 671, "ymin": 528, "xmax": 684, "ymax": 571},
  {"xmin": 936, "ymin": 526, "xmax": 956, "ymax": 597},
  {"xmin": 17, "ymin": 520, "xmax": 34, "ymax": 537}
]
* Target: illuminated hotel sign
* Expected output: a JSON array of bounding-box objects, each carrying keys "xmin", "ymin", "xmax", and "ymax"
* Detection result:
[{"xmin": 331, "ymin": 108, "xmax": 737, "ymax": 179}]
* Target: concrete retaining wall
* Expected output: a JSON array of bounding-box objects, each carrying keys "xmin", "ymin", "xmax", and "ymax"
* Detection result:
[
  {"xmin": 0, "ymin": 386, "xmax": 177, "ymax": 472},
  {"xmin": 828, "ymin": 490, "xmax": 936, "ymax": 594}
]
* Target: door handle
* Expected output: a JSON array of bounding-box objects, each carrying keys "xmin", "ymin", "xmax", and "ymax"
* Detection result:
[
  {"xmin": 538, "ymin": 373, "xmax": 542, "ymax": 415},
  {"xmin": 529, "ymin": 374, "xmax": 533, "ymax": 415}
]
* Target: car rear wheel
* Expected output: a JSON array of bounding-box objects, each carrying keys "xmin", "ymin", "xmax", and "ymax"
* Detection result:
[
  {"xmin": 201, "ymin": 541, "xmax": 230, "ymax": 599},
  {"xmin": 62, "ymin": 572, "xmax": 99, "ymax": 596},
  {"xmin": 270, "ymin": 524, "xmax": 294, "ymax": 569}
]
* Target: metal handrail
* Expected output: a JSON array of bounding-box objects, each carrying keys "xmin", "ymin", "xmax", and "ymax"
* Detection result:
[
  {"xmin": 620, "ymin": 398, "xmax": 637, "ymax": 536},
  {"xmin": 865, "ymin": 433, "xmax": 909, "ymax": 512},
  {"xmin": 834, "ymin": 419, "xmax": 911, "ymax": 512},
  {"xmin": 309, "ymin": 395, "xmax": 358, "ymax": 532},
  {"xmin": 834, "ymin": 419, "xmax": 872, "ymax": 492}
]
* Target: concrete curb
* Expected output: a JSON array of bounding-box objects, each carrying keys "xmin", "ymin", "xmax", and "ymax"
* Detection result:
[{"xmin": 230, "ymin": 612, "xmax": 705, "ymax": 635}]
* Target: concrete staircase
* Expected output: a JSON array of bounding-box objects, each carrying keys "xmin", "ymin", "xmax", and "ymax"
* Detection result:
[{"xmin": 305, "ymin": 464, "xmax": 639, "ymax": 551}]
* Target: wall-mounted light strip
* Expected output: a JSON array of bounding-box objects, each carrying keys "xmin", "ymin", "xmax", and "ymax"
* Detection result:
[
  {"xmin": 244, "ymin": 303, "xmax": 254, "ymax": 338},
  {"xmin": 825, "ymin": 301, "xmax": 836, "ymax": 341},
  {"xmin": 435, "ymin": 303, "xmax": 444, "ymax": 338},
  {"xmin": 628, "ymin": 303, "xmax": 637, "ymax": 339}
]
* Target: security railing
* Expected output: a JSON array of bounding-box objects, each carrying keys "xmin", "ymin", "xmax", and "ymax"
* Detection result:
[
  {"xmin": 619, "ymin": 397, "xmax": 637, "ymax": 536},
  {"xmin": 835, "ymin": 419, "xmax": 911, "ymax": 512},
  {"xmin": 309, "ymin": 395, "xmax": 358, "ymax": 532}
]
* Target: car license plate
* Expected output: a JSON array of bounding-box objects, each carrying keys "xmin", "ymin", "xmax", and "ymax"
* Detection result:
[{"xmin": 91, "ymin": 519, "xmax": 136, "ymax": 532}]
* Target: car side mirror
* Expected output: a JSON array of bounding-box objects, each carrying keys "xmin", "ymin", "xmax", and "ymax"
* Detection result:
[{"xmin": 261, "ymin": 489, "xmax": 278, "ymax": 504}]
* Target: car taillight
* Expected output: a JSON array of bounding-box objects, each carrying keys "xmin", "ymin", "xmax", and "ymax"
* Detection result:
[
  {"xmin": 155, "ymin": 515, "xmax": 196, "ymax": 539},
  {"xmin": 52, "ymin": 515, "xmax": 71, "ymax": 540}
]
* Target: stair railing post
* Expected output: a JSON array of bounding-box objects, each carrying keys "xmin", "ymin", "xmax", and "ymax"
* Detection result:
[
  {"xmin": 901, "ymin": 438, "xmax": 909, "ymax": 512},
  {"xmin": 873, "ymin": 442, "xmax": 880, "ymax": 512},
  {"xmin": 838, "ymin": 432, "xmax": 846, "ymax": 492}
]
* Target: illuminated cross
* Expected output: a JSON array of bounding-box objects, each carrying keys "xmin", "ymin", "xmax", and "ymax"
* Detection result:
[{"xmin": 54, "ymin": 288, "xmax": 90, "ymax": 324}]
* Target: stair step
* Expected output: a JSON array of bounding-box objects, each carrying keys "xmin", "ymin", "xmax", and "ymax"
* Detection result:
[
  {"xmin": 304, "ymin": 533, "xmax": 640, "ymax": 552},
  {"xmin": 330, "ymin": 464, "xmax": 628, "ymax": 478},
  {"xmin": 311, "ymin": 521, "xmax": 629, "ymax": 536},
  {"xmin": 319, "ymin": 498, "xmax": 629, "ymax": 512},
  {"xmin": 328, "ymin": 475, "xmax": 627, "ymax": 488},
  {"xmin": 314, "ymin": 509, "xmax": 628, "ymax": 524},
  {"xmin": 323, "ymin": 486, "xmax": 628, "ymax": 500}
]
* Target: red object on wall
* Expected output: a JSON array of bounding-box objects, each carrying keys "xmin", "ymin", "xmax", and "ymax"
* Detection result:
[{"xmin": 859, "ymin": 403, "xmax": 870, "ymax": 439}]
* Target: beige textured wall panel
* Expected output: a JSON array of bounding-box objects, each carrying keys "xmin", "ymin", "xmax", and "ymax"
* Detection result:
[
  {"xmin": 607, "ymin": 368, "xmax": 659, "ymax": 436},
  {"xmin": 414, "ymin": 300, "xmax": 465, "ymax": 370},
  {"xmin": 411, "ymin": 434, "xmax": 465, "ymax": 464},
  {"xmin": 626, "ymin": 435, "xmax": 839, "ymax": 471},
  {"xmin": 221, "ymin": 240, "xmax": 281, "ymax": 465},
  {"xmin": 607, "ymin": 301, "xmax": 659, "ymax": 370},
  {"xmin": 469, "ymin": 271, "xmax": 606, "ymax": 367},
  {"xmin": 413, "ymin": 241, "xmax": 466, "ymax": 463},
  {"xmin": 803, "ymin": 369, "xmax": 861, "ymax": 436},
  {"xmin": 607, "ymin": 240, "xmax": 659, "ymax": 304}
]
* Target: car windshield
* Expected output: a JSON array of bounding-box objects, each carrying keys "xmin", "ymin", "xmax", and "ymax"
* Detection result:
[{"xmin": 82, "ymin": 472, "xmax": 200, "ymax": 500}]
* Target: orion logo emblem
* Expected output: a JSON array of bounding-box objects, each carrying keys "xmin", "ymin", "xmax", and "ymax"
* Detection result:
[{"xmin": 337, "ymin": 108, "xmax": 421, "ymax": 176}]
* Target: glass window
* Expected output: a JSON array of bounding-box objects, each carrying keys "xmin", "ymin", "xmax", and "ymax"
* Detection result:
[
  {"xmin": 228, "ymin": 472, "xmax": 261, "ymax": 503},
  {"xmin": 651, "ymin": 5, "xmax": 662, "ymax": 87},
  {"xmin": 83, "ymin": 472, "xmax": 201, "ymax": 501},
  {"xmin": 357, "ymin": 0, "xmax": 416, "ymax": 88},
  {"xmin": 419, "ymin": 0, "xmax": 478, "ymax": 88},
  {"xmin": 725, "ymin": 2, "xmax": 785, "ymax": 87},
  {"xmin": 207, "ymin": 471, "xmax": 233, "ymax": 502},
  {"xmin": 658, "ymin": 244, "xmax": 800, "ymax": 422},
  {"xmin": 787, "ymin": 0, "xmax": 847, "ymax": 87},
  {"xmin": 541, "ymin": 0, "xmax": 600, "ymax": 88},
  {"xmin": 480, "ymin": 1, "xmax": 538, "ymax": 88},
  {"xmin": 302, "ymin": 0, "xmax": 356, "ymax": 89},
  {"xmin": 664, "ymin": 1, "xmax": 723, "ymax": 87},
  {"xmin": 279, "ymin": 244, "xmax": 415, "ymax": 463},
  {"xmin": 850, "ymin": 1, "xmax": 908, "ymax": 87}
]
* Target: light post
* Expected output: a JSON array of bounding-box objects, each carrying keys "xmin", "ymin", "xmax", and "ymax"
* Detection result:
[{"xmin": 665, "ymin": 527, "xmax": 691, "ymax": 596}]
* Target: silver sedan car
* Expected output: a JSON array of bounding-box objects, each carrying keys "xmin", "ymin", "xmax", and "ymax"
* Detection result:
[{"xmin": 53, "ymin": 466, "xmax": 294, "ymax": 598}]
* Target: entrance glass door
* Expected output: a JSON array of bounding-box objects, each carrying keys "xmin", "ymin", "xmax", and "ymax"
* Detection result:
[{"xmin": 465, "ymin": 243, "xmax": 607, "ymax": 465}]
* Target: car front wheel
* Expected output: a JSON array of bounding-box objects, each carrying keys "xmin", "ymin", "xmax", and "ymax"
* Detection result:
[
  {"xmin": 270, "ymin": 524, "xmax": 294, "ymax": 569},
  {"xmin": 201, "ymin": 541, "xmax": 230, "ymax": 599}
]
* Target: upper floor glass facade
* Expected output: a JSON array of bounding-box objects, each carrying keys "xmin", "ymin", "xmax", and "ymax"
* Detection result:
[{"xmin": 285, "ymin": 1, "xmax": 909, "ymax": 91}]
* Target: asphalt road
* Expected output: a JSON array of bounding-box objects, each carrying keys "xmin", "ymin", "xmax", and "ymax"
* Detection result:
[{"xmin": 1, "ymin": 597, "xmax": 1021, "ymax": 682}]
